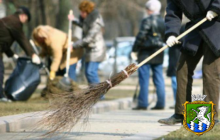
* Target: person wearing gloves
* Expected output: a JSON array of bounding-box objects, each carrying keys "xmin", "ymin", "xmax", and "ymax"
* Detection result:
[
  {"xmin": 68, "ymin": 1, "xmax": 106, "ymax": 87},
  {"xmin": 0, "ymin": 6, "xmax": 40, "ymax": 102},
  {"xmin": 131, "ymin": 0, "xmax": 165, "ymax": 110},
  {"xmin": 158, "ymin": 0, "xmax": 220, "ymax": 125},
  {"xmin": 32, "ymin": 25, "xmax": 83, "ymax": 81}
]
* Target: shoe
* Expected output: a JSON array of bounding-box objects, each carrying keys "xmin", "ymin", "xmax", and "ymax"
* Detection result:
[
  {"xmin": 158, "ymin": 114, "xmax": 183, "ymax": 125},
  {"xmin": 0, "ymin": 97, "xmax": 12, "ymax": 102},
  {"xmin": 132, "ymin": 106, "xmax": 147, "ymax": 110},
  {"xmin": 151, "ymin": 106, "xmax": 164, "ymax": 110}
]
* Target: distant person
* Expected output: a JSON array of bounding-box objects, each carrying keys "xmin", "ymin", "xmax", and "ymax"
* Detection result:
[
  {"xmin": 167, "ymin": 25, "xmax": 184, "ymax": 109},
  {"xmin": 32, "ymin": 25, "xmax": 83, "ymax": 81},
  {"xmin": 68, "ymin": 1, "xmax": 106, "ymax": 92},
  {"xmin": 0, "ymin": 6, "xmax": 40, "ymax": 102},
  {"xmin": 131, "ymin": 0, "xmax": 165, "ymax": 110},
  {"xmin": 167, "ymin": 42, "xmax": 181, "ymax": 109}
]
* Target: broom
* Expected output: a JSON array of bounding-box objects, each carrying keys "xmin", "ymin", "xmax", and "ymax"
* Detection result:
[{"xmin": 40, "ymin": 18, "xmax": 207, "ymax": 136}]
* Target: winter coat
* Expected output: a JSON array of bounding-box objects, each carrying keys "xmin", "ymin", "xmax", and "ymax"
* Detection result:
[
  {"xmin": 32, "ymin": 25, "xmax": 83, "ymax": 72},
  {"xmin": 166, "ymin": 0, "xmax": 220, "ymax": 57},
  {"xmin": 72, "ymin": 9, "xmax": 106, "ymax": 62},
  {"xmin": 0, "ymin": 14, "xmax": 34, "ymax": 57},
  {"xmin": 132, "ymin": 15, "xmax": 165, "ymax": 64}
]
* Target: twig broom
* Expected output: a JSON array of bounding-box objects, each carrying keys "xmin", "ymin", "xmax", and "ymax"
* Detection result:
[{"xmin": 40, "ymin": 18, "xmax": 207, "ymax": 136}]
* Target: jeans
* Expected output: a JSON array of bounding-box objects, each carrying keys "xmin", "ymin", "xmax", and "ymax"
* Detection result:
[
  {"xmin": 85, "ymin": 62, "xmax": 104, "ymax": 99},
  {"xmin": 0, "ymin": 58, "xmax": 4, "ymax": 98},
  {"xmin": 85, "ymin": 62, "xmax": 100, "ymax": 84},
  {"xmin": 171, "ymin": 76, "xmax": 177, "ymax": 103},
  {"xmin": 56, "ymin": 63, "xmax": 77, "ymax": 81},
  {"xmin": 138, "ymin": 64, "xmax": 165, "ymax": 108},
  {"xmin": 68, "ymin": 63, "xmax": 77, "ymax": 81}
]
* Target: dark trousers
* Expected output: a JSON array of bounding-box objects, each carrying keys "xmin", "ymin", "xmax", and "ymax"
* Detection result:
[
  {"xmin": 175, "ymin": 42, "xmax": 220, "ymax": 120},
  {"xmin": 0, "ymin": 57, "xmax": 4, "ymax": 98}
]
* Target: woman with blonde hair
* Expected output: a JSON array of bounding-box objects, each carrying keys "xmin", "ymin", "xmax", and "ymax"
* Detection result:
[{"xmin": 32, "ymin": 25, "xmax": 83, "ymax": 81}]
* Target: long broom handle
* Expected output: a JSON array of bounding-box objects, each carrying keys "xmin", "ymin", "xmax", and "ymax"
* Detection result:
[
  {"xmin": 65, "ymin": 10, "xmax": 73, "ymax": 77},
  {"xmin": 137, "ymin": 18, "xmax": 207, "ymax": 68}
]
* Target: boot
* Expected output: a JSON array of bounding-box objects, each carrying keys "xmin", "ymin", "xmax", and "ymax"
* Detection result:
[{"xmin": 158, "ymin": 114, "xmax": 183, "ymax": 125}]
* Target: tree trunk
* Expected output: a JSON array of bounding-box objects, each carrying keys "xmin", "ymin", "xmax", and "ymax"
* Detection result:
[{"xmin": 39, "ymin": 0, "xmax": 47, "ymax": 24}]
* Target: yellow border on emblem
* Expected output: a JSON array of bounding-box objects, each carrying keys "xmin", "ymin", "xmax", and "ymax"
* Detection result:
[{"xmin": 182, "ymin": 101, "xmax": 216, "ymax": 136}]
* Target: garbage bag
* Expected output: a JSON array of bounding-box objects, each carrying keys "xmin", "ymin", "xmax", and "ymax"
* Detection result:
[{"xmin": 5, "ymin": 57, "xmax": 41, "ymax": 101}]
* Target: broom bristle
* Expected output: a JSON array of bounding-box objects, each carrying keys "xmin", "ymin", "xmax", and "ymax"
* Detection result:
[{"xmin": 40, "ymin": 63, "xmax": 138, "ymax": 136}]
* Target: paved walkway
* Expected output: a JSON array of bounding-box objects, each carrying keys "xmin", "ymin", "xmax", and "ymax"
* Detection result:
[
  {"xmin": 0, "ymin": 78, "xmax": 208, "ymax": 140},
  {"xmin": 0, "ymin": 109, "xmax": 181, "ymax": 140},
  {"xmin": 0, "ymin": 89, "xmax": 181, "ymax": 140}
]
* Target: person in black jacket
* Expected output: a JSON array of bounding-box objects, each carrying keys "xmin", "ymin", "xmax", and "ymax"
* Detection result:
[
  {"xmin": 131, "ymin": 0, "xmax": 165, "ymax": 110},
  {"xmin": 158, "ymin": 0, "xmax": 220, "ymax": 125},
  {"xmin": 0, "ymin": 6, "xmax": 40, "ymax": 102}
]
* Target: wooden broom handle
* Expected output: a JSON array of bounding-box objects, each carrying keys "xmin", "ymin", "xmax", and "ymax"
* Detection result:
[
  {"xmin": 65, "ymin": 10, "xmax": 73, "ymax": 77},
  {"xmin": 137, "ymin": 18, "xmax": 208, "ymax": 68}
]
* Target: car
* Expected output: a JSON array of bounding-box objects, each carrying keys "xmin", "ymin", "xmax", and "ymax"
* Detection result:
[
  {"xmin": 99, "ymin": 37, "xmax": 136, "ymax": 76},
  {"xmin": 99, "ymin": 37, "xmax": 169, "ymax": 76}
]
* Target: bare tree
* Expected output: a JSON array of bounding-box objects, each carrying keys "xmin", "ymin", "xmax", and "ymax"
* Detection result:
[{"xmin": 4, "ymin": 0, "xmax": 167, "ymax": 39}]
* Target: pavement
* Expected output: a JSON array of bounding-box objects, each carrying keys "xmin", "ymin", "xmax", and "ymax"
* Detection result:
[
  {"xmin": 0, "ymin": 89, "xmax": 180, "ymax": 140},
  {"xmin": 0, "ymin": 78, "xmax": 210, "ymax": 140},
  {"xmin": 0, "ymin": 109, "xmax": 181, "ymax": 140}
]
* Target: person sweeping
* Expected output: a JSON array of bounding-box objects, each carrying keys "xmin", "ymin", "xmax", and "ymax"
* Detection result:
[
  {"xmin": 131, "ymin": 0, "xmax": 165, "ymax": 111},
  {"xmin": 158, "ymin": 0, "xmax": 220, "ymax": 125},
  {"xmin": 68, "ymin": 0, "xmax": 106, "ymax": 87}
]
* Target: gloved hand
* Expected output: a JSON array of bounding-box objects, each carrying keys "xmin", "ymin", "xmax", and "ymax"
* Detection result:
[
  {"xmin": 206, "ymin": 11, "xmax": 218, "ymax": 21},
  {"xmin": 13, "ymin": 54, "xmax": 19, "ymax": 59},
  {"xmin": 32, "ymin": 54, "xmax": 41, "ymax": 64},
  {"xmin": 68, "ymin": 14, "xmax": 75, "ymax": 21},
  {"xmin": 131, "ymin": 52, "xmax": 138, "ymax": 61},
  {"xmin": 49, "ymin": 71, "xmax": 56, "ymax": 80},
  {"xmin": 166, "ymin": 36, "xmax": 180, "ymax": 47}
]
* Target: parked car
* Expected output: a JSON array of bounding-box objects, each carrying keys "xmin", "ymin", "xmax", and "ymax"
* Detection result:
[{"xmin": 99, "ymin": 37, "xmax": 136, "ymax": 75}]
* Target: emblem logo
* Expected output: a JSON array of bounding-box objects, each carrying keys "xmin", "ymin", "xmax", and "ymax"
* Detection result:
[{"xmin": 183, "ymin": 95, "xmax": 216, "ymax": 136}]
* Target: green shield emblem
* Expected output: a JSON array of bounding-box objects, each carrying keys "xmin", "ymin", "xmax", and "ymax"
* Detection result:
[{"xmin": 183, "ymin": 101, "xmax": 216, "ymax": 136}]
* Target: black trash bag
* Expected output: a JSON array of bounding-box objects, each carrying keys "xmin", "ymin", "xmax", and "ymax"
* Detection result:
[{"xmin": 5, "ymin": 57, "xmax": 42, "ymax": 101}]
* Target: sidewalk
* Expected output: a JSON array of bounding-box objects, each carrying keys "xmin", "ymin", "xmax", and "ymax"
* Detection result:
[
  {"xmin": 0, "ymin": 78, "xmax": 207, "ymax": 140},
  {"xmin": 0, "ymin": 109, "xmax": 181, "ymax": 140},
  {"xmin": 0, "ymin": 89, "xmax": 181, "ymax": 140}
]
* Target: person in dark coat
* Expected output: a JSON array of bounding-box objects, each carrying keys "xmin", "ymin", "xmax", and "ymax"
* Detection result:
[
  {"xmin": 0, "ymin": 6, "xmax": 40, "ymax": 102},
  {"xmin": 158, "ymin": 0, "xmax": 220, "ymax": 125},
  {"xmin": 131, "ymin": 0, "xmax": 166, "ymax": 110}
]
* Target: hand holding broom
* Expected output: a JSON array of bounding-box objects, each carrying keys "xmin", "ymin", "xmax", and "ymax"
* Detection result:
[{"xmin": 40, "ymin": 18, "xmax": 208, "ymax": 136}]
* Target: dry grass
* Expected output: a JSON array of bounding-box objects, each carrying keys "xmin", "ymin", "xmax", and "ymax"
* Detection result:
[
  {"xmin": 156, "ymin": 112, "xmax": 220, "ymax": 140},
  {"xmin": 0, "ymin": 93, "xmax": 49, "ymax": 117},
  {"xmin": 0, "ymin": 88, "xmax": 137, "ymax": 117}
]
